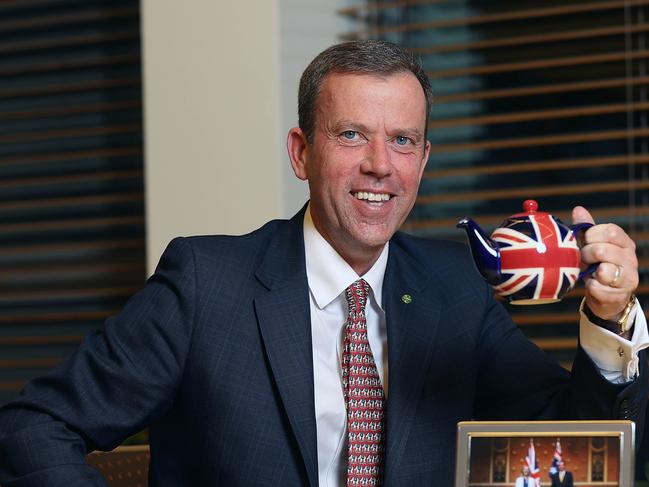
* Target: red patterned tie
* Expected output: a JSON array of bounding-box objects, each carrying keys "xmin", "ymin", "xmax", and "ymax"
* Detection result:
[{"xmin": 341, "ymin": 279, "xmax": 385, "ymax": 486}]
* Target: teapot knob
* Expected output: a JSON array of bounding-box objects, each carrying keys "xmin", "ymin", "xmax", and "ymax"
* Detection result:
[{"xmin": 523, "ymin": 199, "xmax": 538, "ymax": 213}]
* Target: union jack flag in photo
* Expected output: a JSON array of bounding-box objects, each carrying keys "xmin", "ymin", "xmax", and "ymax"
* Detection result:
[
  {"xmin": 550, "ymin": 438, "xmax": 563, "ymax": 475},
  {"xmin": 525, "ymin": 439, "xmax": 541, "ymax": 487},
  {"xmin": 492, "ymin": 213, "xmax": 581, "ymax": 302}
]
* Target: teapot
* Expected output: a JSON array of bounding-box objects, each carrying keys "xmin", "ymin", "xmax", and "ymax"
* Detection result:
[{"xmin": 457, "ymin": 200, "xmax": 597, "ymax": 304}]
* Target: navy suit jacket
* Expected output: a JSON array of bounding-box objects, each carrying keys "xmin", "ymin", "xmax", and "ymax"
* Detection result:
[
  {"xmin": 550, "ymin": 471, "xmax": 574, "ymax": 487},
  {"xmin": 0, "ymin": 207, "xmax": 647, "ymax": 486}
]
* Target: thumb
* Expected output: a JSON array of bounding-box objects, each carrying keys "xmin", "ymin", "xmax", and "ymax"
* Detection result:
[{"xmin": 571, "ymin": 205, "xmax": 595, "ymax": 225}]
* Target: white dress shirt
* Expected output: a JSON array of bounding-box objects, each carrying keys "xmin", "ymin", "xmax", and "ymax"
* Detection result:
[
  {"xmin": 580, "ymin": 298, "xmax": 649, "ymax": 382},
  {"xmin": 304, "ymin": 207, "xmax": 388, "ymax": 487},
  {"xmin": 302, "ymin": 205, "xmax": 648, "ymax": 487}
]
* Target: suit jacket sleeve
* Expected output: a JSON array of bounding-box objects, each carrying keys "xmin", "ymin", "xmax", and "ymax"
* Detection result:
[
  {"xmin": 0, "ymin": 238, "xmax": 197, "ymax": 486},
  {"xmin": 468, "ymin": 269, "xmax": 648, "ymax": 431}
]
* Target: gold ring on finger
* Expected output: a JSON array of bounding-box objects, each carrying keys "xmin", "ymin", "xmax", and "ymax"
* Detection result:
[{"xmin": 610, "ymin": 264, "xmax": 622, "ymax": 287}]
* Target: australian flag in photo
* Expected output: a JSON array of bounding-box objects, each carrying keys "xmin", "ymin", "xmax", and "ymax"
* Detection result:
[
  {"xmin": 492, "ymin": 213, "xmax": 581, "ymax": 302},
  {"xmin": 550, "ymin": 438, "xmax": 563, "ymax": 475}
]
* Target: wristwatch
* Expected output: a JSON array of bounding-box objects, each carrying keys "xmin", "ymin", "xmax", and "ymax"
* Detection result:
[{"xmin": 582, "ymin": 294, "xmax": 637, "ymax": 335}]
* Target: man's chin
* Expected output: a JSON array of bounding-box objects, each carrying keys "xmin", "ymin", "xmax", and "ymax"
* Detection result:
[{"xmin": 350, "ymin": 226, "xmax": 395, "ymax": 249}]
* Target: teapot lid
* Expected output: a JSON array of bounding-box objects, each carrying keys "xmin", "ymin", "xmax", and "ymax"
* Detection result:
[{"xmin": 510, "ymin": 199, "xmax": 549, "ymax": 218}]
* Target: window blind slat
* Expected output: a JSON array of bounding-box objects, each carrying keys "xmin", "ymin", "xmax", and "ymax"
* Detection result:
[
  {"xmin": 0, "ymin": 6, "xmax": 138, "ymax": 33},
  {"xmin": 0, "ymin": 123, "xmax": 142, "ymax": 144},
  {"xmin": 345, "ymin": 0, "xmax": 649, "ymax": 36},
  {"xmin": 0, "ymin": 31, "xmax": 139, "ymax": 55},
  {"xmin": 429, "ymin": 127, "xmax": 649, "ymax": 153},
  {"xmin": 0, "ymin": 215, "xmax": 144, "ymax": 234},
  {"xmin": 0, "ymin": 238, "xmax": 143, "ymax": 256},
  {"xmin": 424, "ymin": 155, "xmax": 649, "ymax": 178},
  {"xmin": 412, "ymin": 23, "xmax": 649, "ymax": 55},
  {"xmin": 0, "ymin": 147, "xmax": 141, "ymax": 166},
  {"xmin": 417, "ymin": 180, "xmax": 649, "ymax": 204},
  {"xmin": 436, "ymin": 77, "xmax": 649, "ymax": 104},
  {"xmin": 427, "ymin": 50, "xmax": 649, "ymax": 79},
  {"xmin": 430, "ymin": 101, "xmax": 649, "ymax": 129},
  {"xmin": 0, "ymin": 78, "xmax": 140, "ymax": 100},
  {"xmin": 0, "ymin": 53, "xmax": 140, "ymax": 77},
  {"xmin": 0, "ymin": 101, "xmax": 142, "ymax": 121},
  {"xmin": 404, "ymin": 206, "xmax": 649, "ymax": 231}
]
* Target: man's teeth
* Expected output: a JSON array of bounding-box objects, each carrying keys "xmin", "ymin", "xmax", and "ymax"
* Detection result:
[{"xmin": 353, "ymin": 191, "xmax": 391, "ymax": 202}]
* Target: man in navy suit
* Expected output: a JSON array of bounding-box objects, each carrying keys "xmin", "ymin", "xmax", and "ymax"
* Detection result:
[
  {"xmin": 549, "ymin": 461, "xmax": 574, "ymax": 487},
  {"xmin": 0, "ymin": 40, "xmax": 647, "ymax": 486}
]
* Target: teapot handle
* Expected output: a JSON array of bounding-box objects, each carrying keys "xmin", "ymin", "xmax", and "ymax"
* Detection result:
[{"xmin": 569, "ymin": 222, "xmax": 599, "ymax": 279}]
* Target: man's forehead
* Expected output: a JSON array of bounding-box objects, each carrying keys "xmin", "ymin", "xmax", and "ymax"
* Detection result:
[
  {"xmin": 315, "ymin": 71, "xmax": 427, "ymax": 121},
  {"xmin": 319, "ymin": 71, "xmax": 420, "ymax": 93}
]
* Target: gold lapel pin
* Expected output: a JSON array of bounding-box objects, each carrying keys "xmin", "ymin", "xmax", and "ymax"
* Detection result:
[{"xmin": 401, "ymin": 294, "xmax": 412, "ymax": 304}]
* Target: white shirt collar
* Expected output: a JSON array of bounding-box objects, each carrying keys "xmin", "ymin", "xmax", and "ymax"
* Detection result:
[{"xmin": 303, "ymin": 203, "xmax": 388, "ymax": 310}]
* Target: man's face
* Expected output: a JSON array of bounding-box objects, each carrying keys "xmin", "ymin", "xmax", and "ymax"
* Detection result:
[
  {"xmin": 288, "ymin": 72, "xmax": 430, "ymax": 272},
  {"xmin": 558, "ymin": 461, "xmax": 565, "ymax": 471},
  {"xmin": 523, "ymin": 466, "xmax": 530, "ymax": 477}
]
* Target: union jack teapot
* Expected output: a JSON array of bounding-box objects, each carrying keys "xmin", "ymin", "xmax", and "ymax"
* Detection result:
[{"xmin": 457, "ymin": 200, "xmax": 597, "ymax": 304}]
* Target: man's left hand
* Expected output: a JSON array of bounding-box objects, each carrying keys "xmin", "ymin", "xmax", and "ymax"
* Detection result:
[{"xmin": 572, "ymin": 206, "xmax": 638, "ymax": 321}]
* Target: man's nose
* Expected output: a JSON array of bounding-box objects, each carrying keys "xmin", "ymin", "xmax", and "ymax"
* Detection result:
[{"xmin": 361, "ymin": 140, "xmax": 392, "ymax": 178}]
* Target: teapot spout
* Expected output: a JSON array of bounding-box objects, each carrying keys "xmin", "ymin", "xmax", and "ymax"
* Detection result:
[{"xmin": 457, "ymin": 217, "xmax": 501, "ymax": 285}]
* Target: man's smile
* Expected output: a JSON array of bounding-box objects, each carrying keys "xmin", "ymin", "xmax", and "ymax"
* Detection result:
[{"xmin": 352, "ymin": 191, "xmax": 393, "ymax": 204}]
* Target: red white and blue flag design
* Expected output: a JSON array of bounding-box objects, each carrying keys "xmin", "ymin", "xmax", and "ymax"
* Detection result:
[
  {"xmin": 550, "ymin": 438, "xmax": 563, "ymax": 475},
  {"xmin": 492, "ymin": 213, "xmax": 581, "ymax": 302},
  {"xmin": 525, "ymin": 439, "xmax": 541, "ymax": 487}
]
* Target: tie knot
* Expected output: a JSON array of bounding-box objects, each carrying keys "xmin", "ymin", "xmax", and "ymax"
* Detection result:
[{"xmin": 345, "ymin": 279, "xmax": 370, "ymax": 313}]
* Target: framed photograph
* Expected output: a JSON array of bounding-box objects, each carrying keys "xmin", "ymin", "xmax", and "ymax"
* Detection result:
[{"xmin": 455, "ymin": 420, "xmax": 634, "ymax": 487}]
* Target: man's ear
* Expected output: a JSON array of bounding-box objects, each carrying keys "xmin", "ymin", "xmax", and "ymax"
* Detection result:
[{"xmin": 287, "ymin": 127, "xmax": 309, "ymax": 181}]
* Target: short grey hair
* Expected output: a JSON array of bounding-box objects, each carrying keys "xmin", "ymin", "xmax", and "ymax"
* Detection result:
[{"xmin": 298, "ymin": 40, "xmax": 433, "ymax": 144}]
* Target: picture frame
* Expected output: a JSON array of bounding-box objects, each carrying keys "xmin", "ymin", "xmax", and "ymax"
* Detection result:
[{"xmin": 455, "ymin": 420, "xmax": 635, "ymax": 487}]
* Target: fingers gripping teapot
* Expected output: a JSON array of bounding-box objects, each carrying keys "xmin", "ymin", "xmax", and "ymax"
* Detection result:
[{"xmin": 457, "ymin": 200, "xmax": 597, "ymax": 304}]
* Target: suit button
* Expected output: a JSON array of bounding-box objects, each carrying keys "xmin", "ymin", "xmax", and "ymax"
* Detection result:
[
  {"xmin": 618, "ymin": 399, "xmax": 630, "ymax": 419},
  {"xmin": 619, "ymin": 399, "xmax": 630, "ymax": 418}
]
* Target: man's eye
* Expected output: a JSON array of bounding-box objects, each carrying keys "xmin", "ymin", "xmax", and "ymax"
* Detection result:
[
  {"xmin": 342, "ymin": 131, "xmax": 357, "ymax": 140},
  {"xmin": 395, "ymin": 136, "xmax": 410, "ymax": 145}
]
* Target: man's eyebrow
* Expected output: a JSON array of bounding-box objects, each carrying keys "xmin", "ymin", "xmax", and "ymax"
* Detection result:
[
  {"xmin": 331, "ymin": 120, "xmax": 372, "ymax": 133},
  {"xmin": 393, "ymin": 127, "xmax": 424, "ymax": 140},
  {"xmin": 332, "ymin": 121, "xmax": 424, "ymax": 139}
]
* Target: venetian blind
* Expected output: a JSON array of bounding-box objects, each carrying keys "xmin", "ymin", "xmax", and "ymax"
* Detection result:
[
  {"xmin": 0, "ymin": 0, "xmax": 145, "ymax": 403},
  {"xmin": 341, "ymin": 0, "xmax": 649, "ymax": 365}
]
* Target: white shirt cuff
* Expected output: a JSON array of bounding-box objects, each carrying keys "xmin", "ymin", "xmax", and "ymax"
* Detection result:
[{"xmin": 579, "ymin": 297, "xmax": 649, "ymax": 383}]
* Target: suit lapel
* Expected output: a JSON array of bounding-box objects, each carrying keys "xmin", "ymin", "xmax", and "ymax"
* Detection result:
[
  {"xmin": 254, "ymin": 208, "xmax": 318, "ymax": 487},
  {"xmin": 382, "ymin": 236, "xmax": 442, "ymax": 482}
]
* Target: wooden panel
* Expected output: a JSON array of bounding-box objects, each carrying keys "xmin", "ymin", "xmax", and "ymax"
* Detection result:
[{"xmin": 87, "ymin": 446, "xmax": 150, "ymax": 487}]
